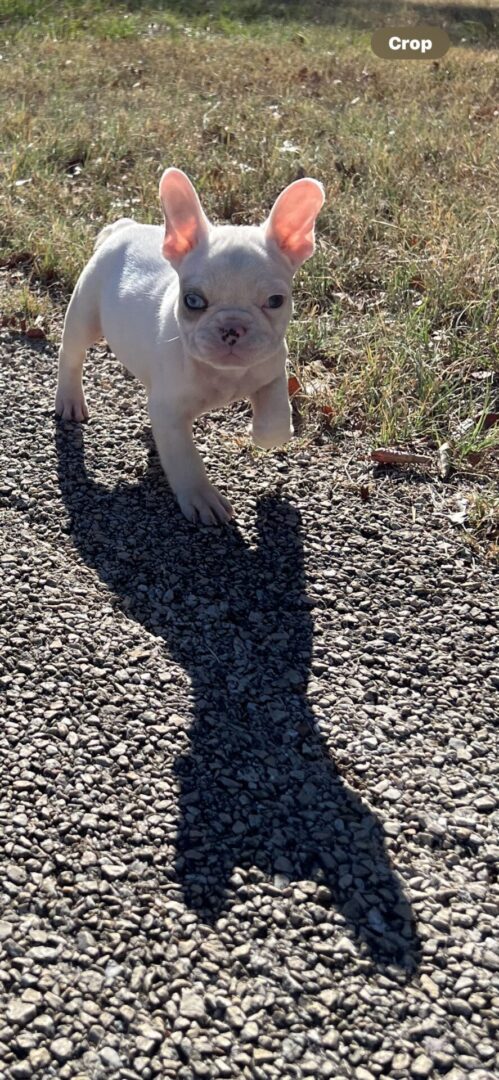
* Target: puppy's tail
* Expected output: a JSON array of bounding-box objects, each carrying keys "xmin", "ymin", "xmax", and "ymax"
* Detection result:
[{"xmin": 94, "ymin": 218, "xmax": 136, "ymax": 252}]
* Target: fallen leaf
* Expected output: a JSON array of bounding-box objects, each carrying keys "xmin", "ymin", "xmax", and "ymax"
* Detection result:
[
  {"xmin": 483, "ymin": 413, "xmax": 499, "ymax": 430},
  {"xmin": 1, "ymin": 313, "xmax": 19, "ymax": 328},
  {"xmin": 0, "ymin": 251, "xmax": 34, "ymax": 269},
  {"xmin": 26, "ymin": 325, "xmax": 46, "ymax": 339},
  {"xmin": 408, "ymin": 276, "xmax": 425, "ymax": 291},
  {"xmin": 288, "ymin": 376, "xmax": 302, "ymax": 397},
  {"xmin": 371, "ymin": 448, "xmax": 433, "ymax": 467},
  {"xmin": 360, "ymin": 485, "xmax": 370, "ymax": 502},
  {"xmin": 470, "ymin": 102, "xmax": 499, "ymax": 123}
]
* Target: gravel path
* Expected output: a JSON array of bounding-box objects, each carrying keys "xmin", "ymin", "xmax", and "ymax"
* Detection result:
[{"xmin": 0, "ymin": 331, "xmax": 498, "ymax": 1080}]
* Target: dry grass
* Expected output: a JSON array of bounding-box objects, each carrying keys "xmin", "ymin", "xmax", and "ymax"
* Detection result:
[{"xmin": 1, "ymin": 0, "xmax": 498, "ymax": 487}]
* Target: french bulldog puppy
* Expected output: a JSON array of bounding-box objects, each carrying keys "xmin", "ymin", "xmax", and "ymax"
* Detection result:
[{"xmin": 55, "ymin": 168, "xmax": 325, "ymax": 524}]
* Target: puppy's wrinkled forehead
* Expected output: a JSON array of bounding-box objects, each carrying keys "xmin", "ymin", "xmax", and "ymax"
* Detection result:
[{"xmin": 178, "ymin": 225, "xmax": 290, "ymax": 301}]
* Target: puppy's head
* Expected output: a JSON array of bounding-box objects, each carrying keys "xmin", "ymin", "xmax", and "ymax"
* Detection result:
[{"xmin": 159, "ymin": 168, "xmax": 325, "ymax": 370}]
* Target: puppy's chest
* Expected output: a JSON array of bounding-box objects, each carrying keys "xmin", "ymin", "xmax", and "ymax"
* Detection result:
[{"xmin": 189, "ymin": 365, "xmax": 265, "ymax": 415}]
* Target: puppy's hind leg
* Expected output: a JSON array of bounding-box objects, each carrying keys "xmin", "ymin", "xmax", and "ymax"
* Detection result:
[{"xmin": 55, "ymin": 275, "xmax": 101, "ymax": 422}]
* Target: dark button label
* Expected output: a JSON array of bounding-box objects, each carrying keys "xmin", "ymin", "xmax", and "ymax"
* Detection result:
[{"xmin": 371, "ymin": 24, "xmax": 451, "ymax": 60}]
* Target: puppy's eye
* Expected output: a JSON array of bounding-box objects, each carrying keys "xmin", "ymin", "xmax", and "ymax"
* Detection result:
[
  {"xmin": 184, "ymin": 293, "xmax": 208, "ymax": 311},
  {"xmin": 266, "ymin": 294, "xmax": 285, "ymax": 309}
]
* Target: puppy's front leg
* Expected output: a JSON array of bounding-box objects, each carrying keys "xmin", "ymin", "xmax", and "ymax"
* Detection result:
[
  {"xmin": 250, "ymin": 370, "xmax": 294, "ymax": 450},
  {"xmin": 148, "ymin": 398, "xmax": 234, "ymax": 525}
]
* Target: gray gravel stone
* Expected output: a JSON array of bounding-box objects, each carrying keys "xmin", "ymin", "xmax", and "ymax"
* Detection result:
[
  {"xmin": 411, "ymin": 1054, "xmax": 434, "ymax": 1078},
  {"xmin": 179, "ymin": 991, "xmax": 206, "ymax": 1021},
  {"xmin": 6, "ymin": 1000, "xmax": 38, "ymax": 1025},
  {"xmin": 50, "ymin": 1037, "xmax": 74, "ymax": 1062},
  {"xmin": 29, "ymin": 1046, "xmax": 51, "ymax": 1070}
]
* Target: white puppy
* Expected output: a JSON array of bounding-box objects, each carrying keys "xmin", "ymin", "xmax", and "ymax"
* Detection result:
[{"xmin": 55, "ymin": 168, "xmax": 325, "ymax": 524}]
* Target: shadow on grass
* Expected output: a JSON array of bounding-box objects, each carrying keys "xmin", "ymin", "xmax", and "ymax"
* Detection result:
[
  {"xmin": 55, "ymin": 418, "xmax": 421, "ymax": 975},
  {"xmin": 147, "ymin": 0, "xmax": 499, "ymax": 44},
  {"xmin": 3, "ymin": 0, "xmax": 498, "ymax": 46}
]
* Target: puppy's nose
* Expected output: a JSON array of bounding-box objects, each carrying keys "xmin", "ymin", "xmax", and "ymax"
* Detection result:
[{"xmin": 220, "ymin": 324, "xmax": 247, "ymax": 342}]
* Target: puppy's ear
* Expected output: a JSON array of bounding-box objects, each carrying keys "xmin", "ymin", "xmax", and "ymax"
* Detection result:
[
  {"xmin": 159, "ymin": 168, "xmax": 210, "ymax": 268},
  {"xmin": 263, "ymin": 178, "xmax": 325, "ymax": 269}
]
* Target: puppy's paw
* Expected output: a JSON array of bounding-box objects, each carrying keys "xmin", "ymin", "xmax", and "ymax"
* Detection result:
[
  {"xmin": 251, "ymin": 424, "xmax": 294, "ymax": 450},
  {"xmin": 177, "ymin": 484, "xmax": 234, "ymax": 526},
  {"xmin": 55, "ymin": 385, "xmax": 89, "ymax": 422}
]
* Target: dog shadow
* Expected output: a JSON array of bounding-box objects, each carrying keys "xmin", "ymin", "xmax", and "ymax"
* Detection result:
[{"xmin": 55, "ymin": 420, "xmax": 421, "ymax": 973}]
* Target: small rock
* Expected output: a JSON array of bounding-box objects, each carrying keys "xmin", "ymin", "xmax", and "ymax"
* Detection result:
[
  {"xmin": 420, "ymin": 974, "xmax": 439, "ymax": 1000},
  {"xmin": 282, "ymin": 1036, "xmax": 305, "ymax": 1062},
  {"xmin": 475, "ymin": 1041, "xmax": 496, "ymax": 1061},
  {"xmin": 473, "ymin": 796, "xmax": 496, "ymax": 813},
  {"xmin": 481, "ymin": 950, "xmax": 499, "ymax": 972},
  {"xmin": 29, "ymin": 946, "xmax": 59, "ymax": 964},
  {"xmin": 76, "ymin": 930, "xmax": 95, "ymax": 952},
  {"xmin": 100, "ymin": 862, "xmax": 127, "ymax": 881},
  {"xmin": 50, "ymin": 1037, "xmax": 74, "ymax": 1063},
  {"xmin": 232, "ymin": 942, "xmax": 251, "ymax": 962},
  {"xmin": 298, "ymin": 781, "xmax": 318, "ymax": 806},
  {"xmin": 136, "ymin": 1023, "xmax": 162, "ymax": 1046},
  {"xmin": 21, "ymin": 989, "xmax": 42, "ymax": 1006},
  {"xmin": 448, "ymin": 998, "xmax": 472, "ymax": 1018},
  {"xmin": 411, "ymin": 1054, "xmax": 434, "ymax": 1078},
  {"xmin": 334, "ymin": 935, "xmax": 357, "ymax": 955},
  {"xmin": 384, "ymin": 786, "xmax": 403, "ymax": 802},
  {"xmin": 32, "ymin": 1014, "xmax": 55, "ymax": 1036},
  {"xmin": 6, "ymin": 865, "xmax": 28, "ymax": 885},
  {"xmin": 253, "ymin": 1048, "xmax": 274, "ymax": 1064},
  {"xmin": 274, "ymin": 856, "xmax": 294, "ymax": 874},
  {"xmin": 29, "ymin": 1047, "xmax": 51, "ymax": 1070},
  {"xmin": 99, "ymin": 1047, "xmax": 122, "ymax": 1068},
  {"xmin": 7, "ymin": 1000, "xmax": 38, "ymax": 1025},
  {"xmin": 179, "ymin": 991, "xmax": 206, "ymax": 1022},
  {"xmin": 135, "ymin": 1036, "xmax": 157, "ymax": 1056},
  {"xmin": 393, "ymin": 1054, "xmax": 411, "ymax": 1071},
  {"xmin": 240, "ymin": 1021, "xmax": 259, "ymax": 1042},
  {"xmin": 225, "ymin": 1005, "xmax": 245, "ymax": 1029},
  {"xmin": 10, "ymin": 1065, "xmax": 32, "ymax": 1080}
]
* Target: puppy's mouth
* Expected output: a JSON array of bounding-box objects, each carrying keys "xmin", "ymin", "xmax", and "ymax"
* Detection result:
[
  {"xmin": 204, "ymin": 347, "xmax": 245, "ymax": 368},
  {"xmin": 196, "ymin": 341, "xmax": 254, "ymax": 365}
]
